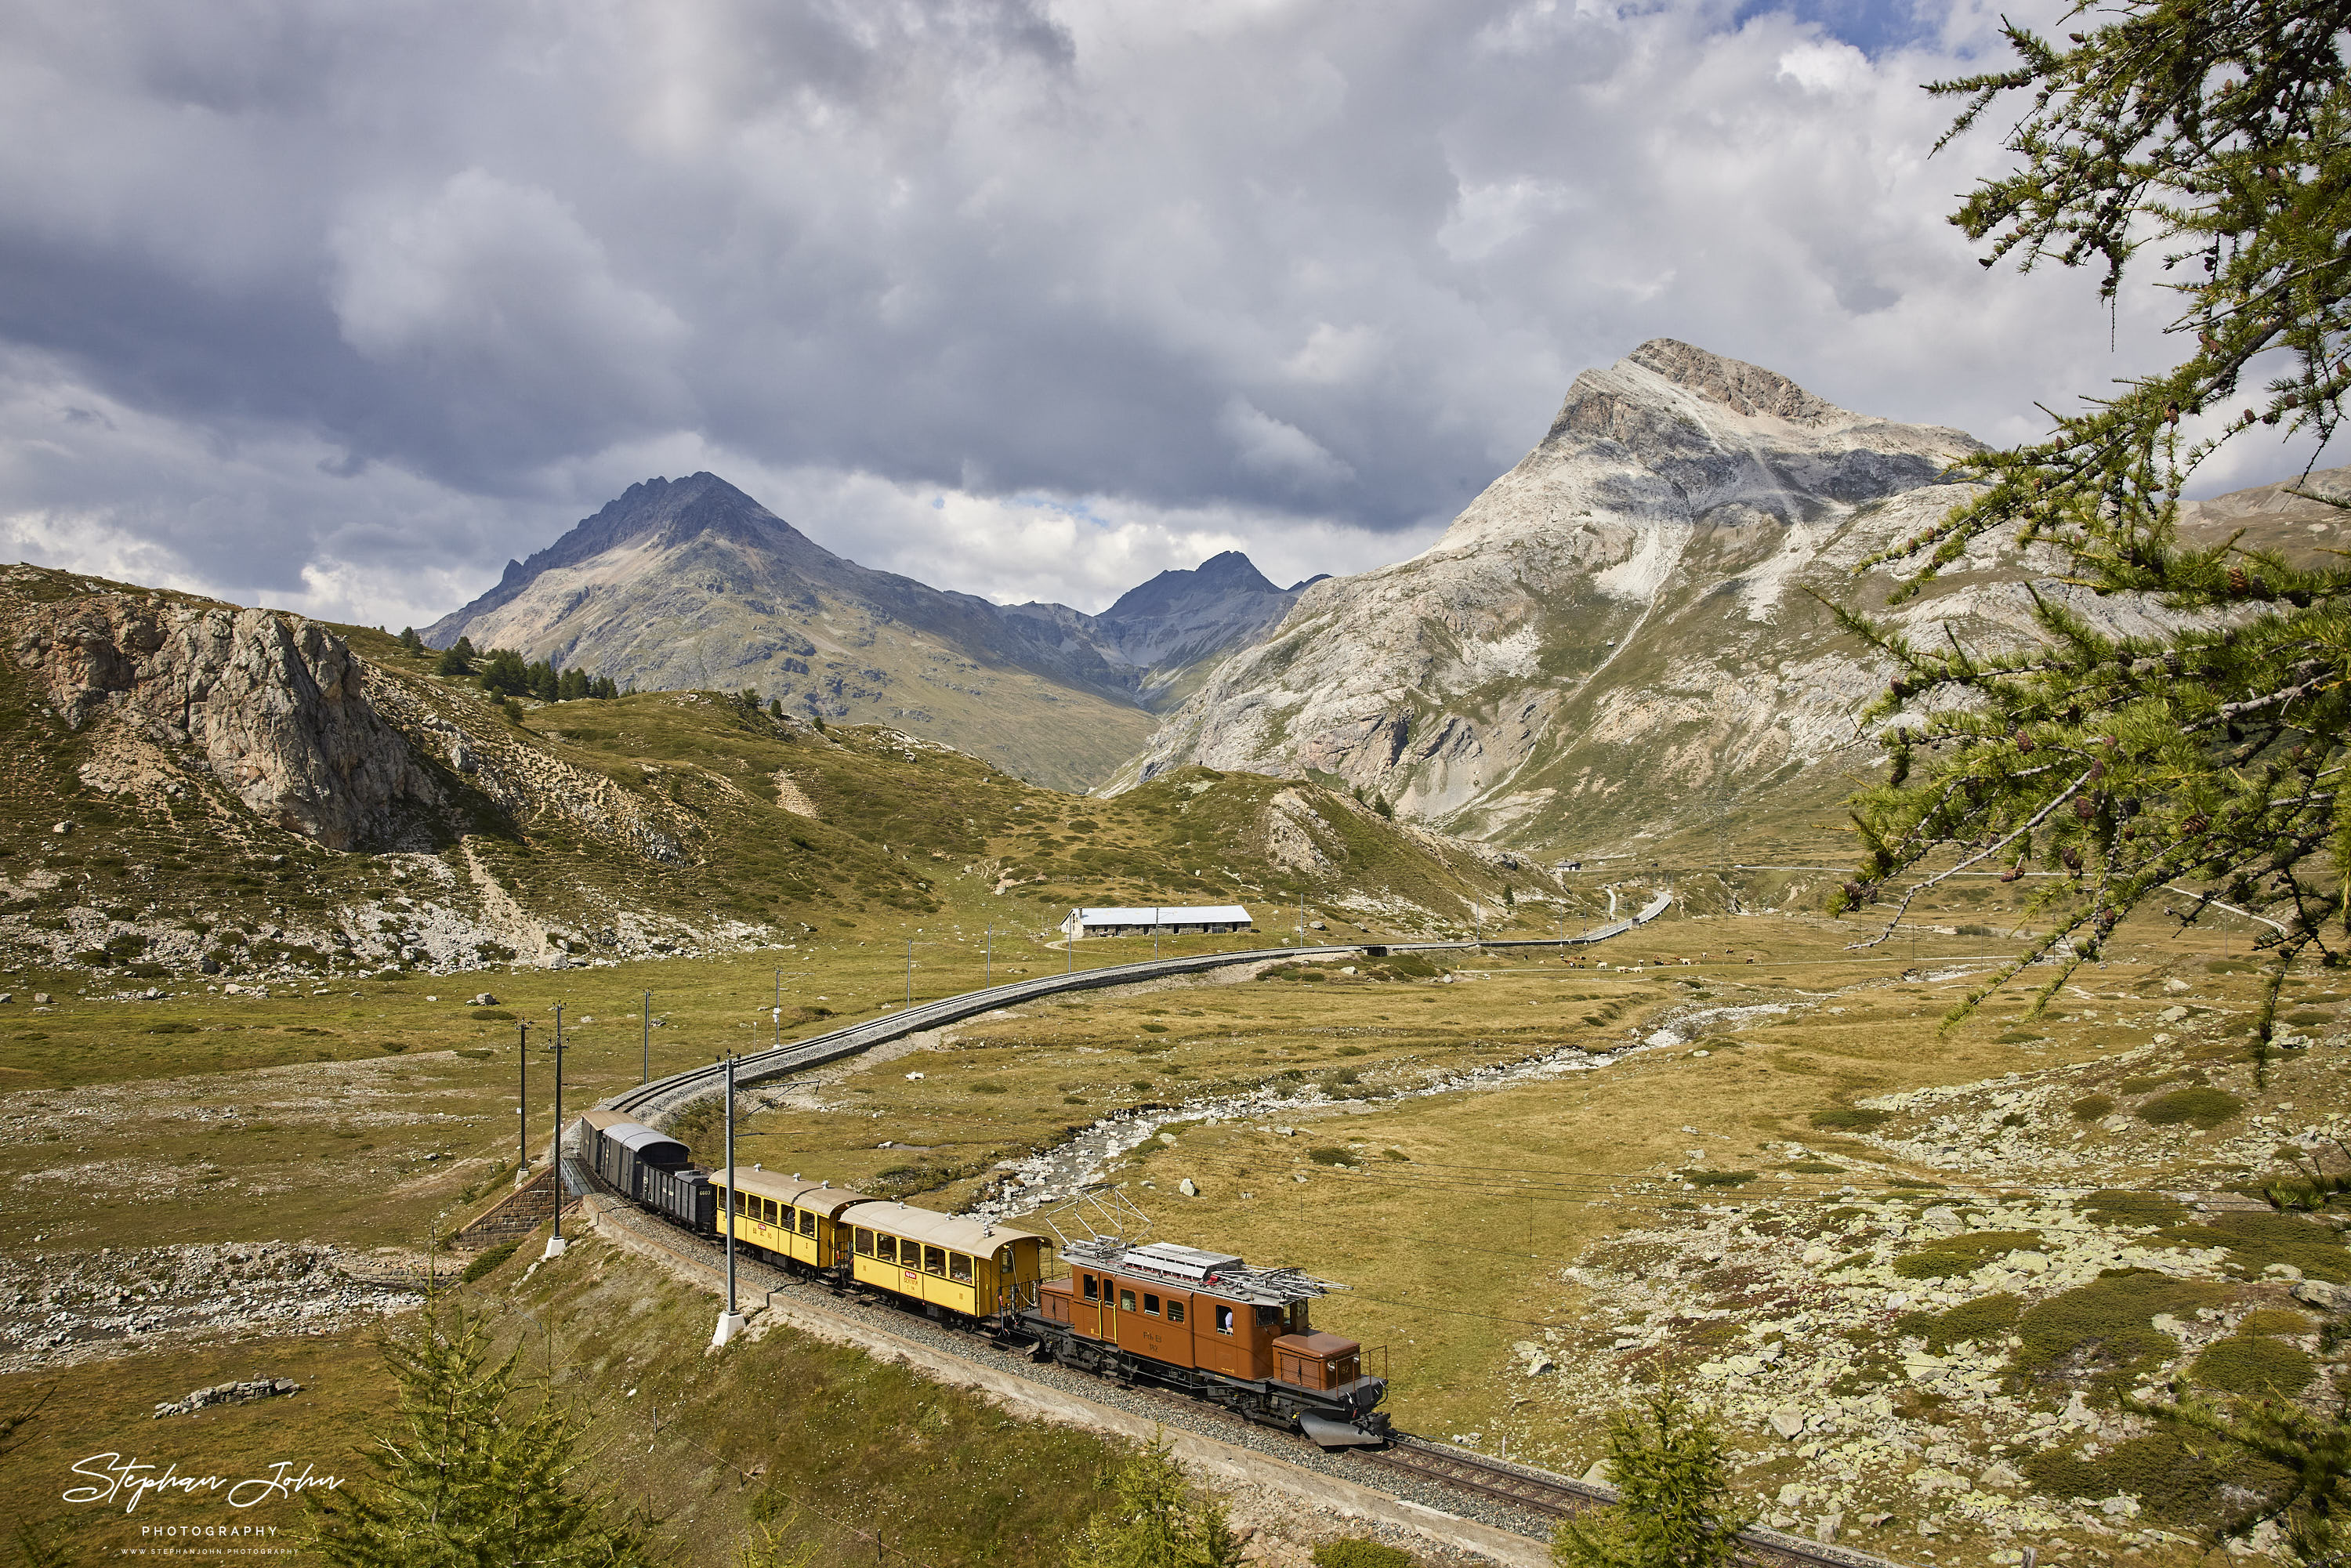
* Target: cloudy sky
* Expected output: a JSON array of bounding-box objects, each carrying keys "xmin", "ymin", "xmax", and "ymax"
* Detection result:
[{"xmin": 0, "ymin": 0, "xmax": 2330, "ymax": 625}]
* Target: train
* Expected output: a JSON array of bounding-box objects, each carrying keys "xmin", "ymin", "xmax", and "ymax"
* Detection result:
[{"xmin": 578, "ymin": 1107, "xmax": 1391, "ymax": 1448}]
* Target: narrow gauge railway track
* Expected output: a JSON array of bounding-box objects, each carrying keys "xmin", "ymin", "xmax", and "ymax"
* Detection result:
[
  {"xmin": 1360, "ymin": 1438, "xmax": 1903, "ymax": 1568},
  {"xmin": 1358, "ymin": 1438, "xmax": 1592, "ymax": 1520}
]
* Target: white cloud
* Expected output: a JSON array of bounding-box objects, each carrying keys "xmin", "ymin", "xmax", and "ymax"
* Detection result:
[
  {"xmin": 1216, "ymin": 397, "xmax": 1357, "ymax": 491},
  {"xmin": 0, "ymin": 0, "xmax": 2333, "ymax": 628}
]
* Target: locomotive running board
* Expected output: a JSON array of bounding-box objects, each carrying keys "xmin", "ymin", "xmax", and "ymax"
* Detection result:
[{"xmin": 1298, "ymin": 1413, "xmax": 1385, "ymax": 1449}]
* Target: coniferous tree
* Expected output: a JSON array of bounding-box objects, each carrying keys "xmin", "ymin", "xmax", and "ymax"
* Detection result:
[
  {"xmin": 300, "ymin": 1299, "xmax": 660, "ymax": 1567},
  {"xmin": 1835, "ymin": 0, "xmax": 2351, "ymax": 1030},
  {"xmin": 477, "ymin": 650, "xmax": 533, "ymax": 698},
  {"xmin": 1554, "ymin": 1385, "xmax": 1748, "ymax": 1568},
  {"xmin": 594, "ymin": 676, "xmax": 619, "ymax": 700},
  {"xmin": 528, "ymin": 661, "xmax": 559, "ymax": 702},
  {"xmin": 433, "ymin": 643, "xmax": 473, "ymax": 677},
  {"xmin": 559, "ymin": 668, "xmax": 591, "ymax": 702},
  {"xmin": 1063, "ymin": 1431, "xmax": 1244, "ymax": 1568},
  {"xmin": 397, "ymin": 627, "xmax": 423, "ymax": 654}
]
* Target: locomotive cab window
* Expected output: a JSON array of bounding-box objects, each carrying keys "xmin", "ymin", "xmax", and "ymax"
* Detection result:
[
  {"xmin": 949, "ymin": 1252, "xmax": 973, "ymax": 1284},
  {"xmin": 1081, "ymin": 1275, "xmax": 1099, "ymax": 1302},
  {"xmin": 1215, "ymin": 1305, "xmax": 1234, "ymax": 1334},
  {"xmin": 855, "ymin": 1229, "xmax": 874, "ymax": 1256},
  {"xmin": 1256, "ymin": 1305, "xmax": 1281, "ymax": 1327},
  {"xmin": 923, "ymin": 1245, "xmax": 946, "ymax": 1275},
  {"xmin": 1143, "ymin": 1293, "xmax": 1161, "ymax": 1316},
  {"xmin": 799, "ymin": 1210, "xmax": 817, "ymax": 1237},
  {"xmin": 1167, "ymin": 1301, "xmax": 1185, "ymax": 1324},
  {"xmin": 1119, "ymin": 1288, "xmax": 1136, "ymax": 1312}
]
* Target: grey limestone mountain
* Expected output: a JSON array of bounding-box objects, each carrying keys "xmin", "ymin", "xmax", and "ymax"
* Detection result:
[
  {"xmin": 424, "ymin": 474, "xmax": 1302, "ymax": 791},
  {"xmin": 1110, "ymin": 339, "xmax": 2307, "ymax": 860}
]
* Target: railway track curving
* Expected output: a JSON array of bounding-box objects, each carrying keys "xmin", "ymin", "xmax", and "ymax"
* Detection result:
[{"xmin": 597, "ymin": 892, "xmax": 1674, "ymax": 1126}]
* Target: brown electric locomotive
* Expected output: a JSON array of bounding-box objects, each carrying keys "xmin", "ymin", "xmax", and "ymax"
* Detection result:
[{"xmin": 1025, "ymin": 1237, "xmax": 1388, "ymax": 1447}]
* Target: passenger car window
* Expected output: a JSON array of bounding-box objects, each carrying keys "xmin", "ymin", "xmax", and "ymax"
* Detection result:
[
  {"xmin": 1143, "ymin": 1294, "xmax": 1161, "ymax": 1316},
  {"xmin": 1168, "ymin": 1301, "xmax": 1186, "ymax": 1324},
  {"xmin": 764, "ymin": 1200, "xmax": 779, "ymax": 1226},
  {"xmin": 876, "ymin": 1235, "xmax": 897, "ymax": 1263},
  {"xmin": 923, "ymin": 1245, "xmax": 946, "ymax": 1275},
  {"xmin": 1119, "ymin": 1288, "xmax": 1136, "ymax": 1312},
  {"xmin": 799, "ymin": 1210, "xmax": 817, "ymax": 1237},
  {"xmin": 1215, "ymin": 1305, "xmax": 1233, "ymax": 1334},
  {"xmin": 855, "ymin": 1228, "xmax": 874, "ymax": 1255},
  {"xmin": 949, "ymin": 1252, "xmax": 973, "ymax": 1283}
]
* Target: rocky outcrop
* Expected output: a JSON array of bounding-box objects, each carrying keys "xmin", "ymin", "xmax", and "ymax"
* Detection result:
[{"xmin": 11, "ymin": 590, "xmax": 441, "ymax": 851}]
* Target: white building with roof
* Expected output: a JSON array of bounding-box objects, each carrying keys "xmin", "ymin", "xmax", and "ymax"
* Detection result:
[{"xmin": 1059, "ymin": 904, "xmax": 1252, "ymax": 939}]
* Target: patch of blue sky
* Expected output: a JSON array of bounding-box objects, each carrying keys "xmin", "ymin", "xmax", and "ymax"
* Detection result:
[
  {"xmin": 1005, "ymin": 491, "xmax": 1120, "ymax": 530},
  {"xmin": 1730, "ymin": 0, "xmax": 1938, "ymax": 58}
]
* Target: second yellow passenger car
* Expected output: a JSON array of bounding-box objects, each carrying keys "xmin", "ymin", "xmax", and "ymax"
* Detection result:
[{"xmin": 711, "ymin": 1170, "xmax": 1051, "ymax": 1318}]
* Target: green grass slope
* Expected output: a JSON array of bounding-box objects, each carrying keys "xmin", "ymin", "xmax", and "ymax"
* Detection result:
[{"xmin": 0, "ymin": 566, "xmax": 1573, "ymax": 994}]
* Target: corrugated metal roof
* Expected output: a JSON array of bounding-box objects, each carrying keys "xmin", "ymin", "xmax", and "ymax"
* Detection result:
[{"xmin": 1063, "ymin": 905, "xmax": 1252, "ymax": 924}]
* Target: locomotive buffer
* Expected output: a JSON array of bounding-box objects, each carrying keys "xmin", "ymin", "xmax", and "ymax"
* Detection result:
[{"xmin": 1025, "ymin": 1237, "xmax": 1389, "ymax": 1448}]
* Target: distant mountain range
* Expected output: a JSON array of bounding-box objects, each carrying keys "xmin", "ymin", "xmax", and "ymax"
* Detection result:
[
  {"xmin": 422, "ymin": 346, "xmax": 2347, "ymax": 842},
  {"xmin": 423, "ymin": 475, "xmax": 1311, "ymax": 790}
]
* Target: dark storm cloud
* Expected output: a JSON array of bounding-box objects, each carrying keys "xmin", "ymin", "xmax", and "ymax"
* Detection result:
[{"xmin": 0, "ymin": 0, "xmax": 2327, "ymax": 623}]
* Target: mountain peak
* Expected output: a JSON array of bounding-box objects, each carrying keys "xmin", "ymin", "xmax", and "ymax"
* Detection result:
[
  {"xmin": 1102, "ymin": 552, "xmax": 1280, "ymax": 625},
  {"xmin": 426, "ymin": 473, "xmax": 803, "ymax": 639},
  {"xmin": 1624, "ymin": 339, "xmax": 1844, "ymax": 426}
]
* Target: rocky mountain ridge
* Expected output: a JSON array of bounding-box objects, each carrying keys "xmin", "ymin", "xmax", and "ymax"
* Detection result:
[
  {"xmin": 425, "ymin": 476, "xmax": 1306, "ymax": 788},
  {"xmin": 998, "ymin": 549, "xmax": 1317, "ymax": 708},
  {"xmin": 1116, "ymin": 339, "xmax": 2346, "ymax": 862}
]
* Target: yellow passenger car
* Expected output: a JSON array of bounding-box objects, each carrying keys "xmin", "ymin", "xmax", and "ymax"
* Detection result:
[
  {"xmin": 839, "ymin": 1200, "xmax": 1053, "ymax": 1318},
  {"xmin": 711, "ymin": 1169, "xmax": 873, "ymax": 1269}
]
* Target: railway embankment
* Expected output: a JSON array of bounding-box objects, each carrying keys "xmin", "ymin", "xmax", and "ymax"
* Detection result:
[
  {"xmin": 574, "ymin": 1169, "xmax": 1550, "ymax": 1568},
  {"xmin": 569, "ymin": 1130, "xmax": 1905, "ymax": 1568}
]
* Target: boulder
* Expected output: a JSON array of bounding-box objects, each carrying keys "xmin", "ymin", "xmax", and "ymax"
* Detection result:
[
  {"xmin": 2291, "ymin": 1278, "xmax": 2346, "ymax": 1310},
  {"xmin": 1769, "ymin": 1410, "xmax": 1807, "ymax": 1439},
  {"xmin": 1178, "ymin": 1178, "xmax": 1198, "ymax": 1197}
]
